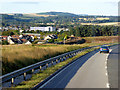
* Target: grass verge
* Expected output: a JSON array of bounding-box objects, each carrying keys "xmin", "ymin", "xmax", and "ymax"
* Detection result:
[{"xmin": 15, "ymin": 47, "xmax": 99, "ymax": 88}]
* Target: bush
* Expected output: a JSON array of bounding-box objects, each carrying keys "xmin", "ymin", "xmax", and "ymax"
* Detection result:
[
  {"xmin": 76, "ymin": 39, "xmax": 86, "ymax": 44},
  {"xmin": 48, "ymin": 39, "xmax": 54, "ymax": 43},
  {"xmin": 2, "ymin": 40, "xmax": 9, "ymax": 45},
  {"xmin": 32, "ymin": 40, "xmax": 38, "ymax": 44},
  {"xmin": 2, "ymin": 31, "xmax": 15, "ymax": 36}
]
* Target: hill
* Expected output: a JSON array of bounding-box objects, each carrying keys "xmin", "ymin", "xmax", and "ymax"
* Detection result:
[{"xmin": 37, "ymin": 11, "xmax": 78, "ymax": 16}]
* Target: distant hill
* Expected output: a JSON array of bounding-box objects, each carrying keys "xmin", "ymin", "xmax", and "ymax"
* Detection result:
[{"xmin": 37, "ymin": 12, "xmax": 78, "ymax": 16}]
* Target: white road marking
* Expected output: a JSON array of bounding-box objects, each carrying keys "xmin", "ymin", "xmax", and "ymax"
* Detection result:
[
  {"xmin": 106, "ymin": 72, "xmax": 108, "ymax": 76},
  {"xmin": 105, "ymin": 66, "xmax": 107, "ymax": 69},
  {"xmin": 106, "ymin": 83, "xmax": 110, "ymax": 88},
  {"xmin": 105, "ymin": 61, "xmax": 107, "ymax": 65},
  {"xmin": 105, "ymin": 48, "xmax": 113, "ymax": 88}
]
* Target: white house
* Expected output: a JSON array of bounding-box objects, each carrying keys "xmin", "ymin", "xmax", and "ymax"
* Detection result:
[
  {"xmin": 20, "ymin": 30, "xmax": 24, "ymax": 33},
  {"xmin": 25, "ymin": 41, "xmax": 32, "ymax": 45},
  {"xmin": 44, "ymin": 34, "xmax": 57, "ymax": 40},
  {"xmin": 30, "ymin": 26, "xmax": 56, "ymax": 32},
  {"xmin": 44, "ymin": 35, "xmax": 52, "ymax": 40},
  {"xmin": 7, "ymin": 38, "xmax": 15, "ymax": 44},
  {"xmin": 57, "ymin": 28, "xmax": 69, "ymax": 32}
]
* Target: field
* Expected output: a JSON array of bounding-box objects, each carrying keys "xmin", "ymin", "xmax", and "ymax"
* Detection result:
[
  {"xmin": 81, "ymin": 22, "xmax": 120, "ymax": 26},
  {"xmin": 23, "ymin": 13, "xmax": 57, "ymax": 17},
  {"xmin": 2, "ymin": 36, "xmax": 118, "ymax": 74}
]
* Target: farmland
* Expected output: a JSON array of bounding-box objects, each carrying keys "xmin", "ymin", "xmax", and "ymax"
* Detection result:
[
  {"xmin": 81, "ymin": 22, "xmax": 120, "ymax": 26},
  {"xmin": 2, "ymin": 36, "xmax": 118, "ymax": 75}
]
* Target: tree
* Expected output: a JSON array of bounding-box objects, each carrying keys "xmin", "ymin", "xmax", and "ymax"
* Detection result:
[
  {"xmin": 10, "ymin": 32, "xmax": 15, "ymax": 36},
  {"xmin": 75, "ymin": 27, "xmax": 80, "ymax": 37}
]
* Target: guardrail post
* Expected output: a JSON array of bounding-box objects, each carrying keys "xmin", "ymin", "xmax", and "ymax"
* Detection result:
[
  {"xmin": 69, "ymin": 54, "xmax": 72, "ymax": 58},
  {"xmin": 68, "ymin": 54, "xmax": 70, "ymax": 58},
  {"xmin": 71, "ymin": 54, "xmax": 73, "ymax": 57},
  {"xmin": 74, "ymin": 53, "xmax": 76, "ymax": 55},
  {"xmin": 56, "ymin": 59, "xmax": 58, "ymax": 63},
  {"xmin": 66, "ymin": 55, "xmax": 68, "ymax": 59},
  {"xmin": 63, "ymin": 57, "xmax": 66, "ymax": 60},
  {"xmin": 11, "ymin": 78, "xmax": 14, "ymax": 87},
  {"xmin": 76, "ymin": 52, "xmax": 78, "ymax": 54},
  {"xmin": 32, "ymin": 69, "xmax": 34, "ymax": 73},
  {"xmin": 51, "ymin": 61, "xmax": 53, "ymax": 65},
  {"xmin": 60, "ymin": 58, "xmax": 63, "ymax": 62},
  {"xmin": 40, "ymin": 66, "xmax": 42, "ymax": 70},
  {"xmin": 24, "ymin": 72, "xmax": 26, "ymax": 81},
  {"xmin": 74, "ymin": 53, "xmax": 75, "ymax": 56},
  {"xmin": 46, "ymin": 63, "xmax": 48, "ymax": 67},
  {"xmin": 71, "ymin": 53, "xmax": 73, "ymax": 56}
]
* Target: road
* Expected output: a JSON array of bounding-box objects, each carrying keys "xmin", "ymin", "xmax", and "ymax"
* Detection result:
[
  {"xmin": 107, "ymin": 45, "xmax": 119, "ymax": 88},
  {"xmin": 38, "ymin": 45, "xmax": 118, "ymax": 88}
]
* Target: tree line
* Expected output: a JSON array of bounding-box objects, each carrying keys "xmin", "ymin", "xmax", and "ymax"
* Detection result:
[{"xmin": 68, "ymin": 25, "xmax": 119, "ymax": 37}]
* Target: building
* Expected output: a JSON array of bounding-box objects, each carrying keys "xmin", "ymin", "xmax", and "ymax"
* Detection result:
[
  {"xmin": 57, "ymin": 28, "xmax": 69, "ymax": 32},
  {"xmin": 30, "ymin": 26, "xmax": 56, "ymax": 32},
  {"xmin": 44, "ymin": 34, "xmax": 57, "ymax": 40}
]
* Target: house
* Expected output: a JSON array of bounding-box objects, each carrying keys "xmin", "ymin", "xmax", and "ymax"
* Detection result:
[
  {"xmin": 7, "ymin": 38, "xmax": 15, "ymax": 44},
  {"xmin": 19, "ymin": 35, "xmax": 23, "ymax": 38},
  {"xmin": 0, "ymin": 36, "xmax": 8, "ymax": 41},
  {"xmin": 21, "ymin": 39, "xmax": 31, "ymax": 44},
  {"xmin": 7, "ymin": 35, "xmax": 23, "ymax": 44},
  {"xmin": 20, "ymin": 30, "xmax": 24, "ymax": 33},
  {"xmin": 25, "ymin": 41, "xmax": 32, "ymax": 45},
  {"xmin": 11, "ymin": 35, "xmax": 20, "ymax": 39},
  {"xmin": 44, "ymin": 34, "xmax": 57, "ymax": 40},
  {"xmin": 44, "ymin": 35, "xmax": 52, "ymax": 40}
]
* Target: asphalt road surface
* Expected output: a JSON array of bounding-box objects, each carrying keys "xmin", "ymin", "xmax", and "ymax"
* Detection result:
[
  {"xmin": 107, "ymin": 45, "xmax": 119, "ymax": 88},
  {"xmin": 38, "ymin": 45, "xmax": 118, "ymax": 89}
]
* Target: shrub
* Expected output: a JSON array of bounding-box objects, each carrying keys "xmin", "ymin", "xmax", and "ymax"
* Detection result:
[
  {"xmin": 2, "ymin": 40, "xmax": 9, "ymax": 45},
  {"xmin": 48, "ymin": 39, "xmax": 54, "ymax": 43},
  {"xmin": 32, "ymin": 40, "xmax": 39, "ymax": 44}
]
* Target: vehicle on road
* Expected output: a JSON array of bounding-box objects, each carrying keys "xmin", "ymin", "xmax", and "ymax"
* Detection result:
[{"xmin": 100, "ymin": 46, "xmax": 109, "ymax": 53}]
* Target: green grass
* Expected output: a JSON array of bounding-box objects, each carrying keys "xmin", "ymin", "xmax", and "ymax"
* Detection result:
[{"xmin": 15, "ymin": 47, "xmax": 99, "ymax": 88}]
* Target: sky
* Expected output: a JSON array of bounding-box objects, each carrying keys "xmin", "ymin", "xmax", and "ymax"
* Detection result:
[{"xmin": 0, "ymin": 0, "xmax": 119, "ymax": 16}]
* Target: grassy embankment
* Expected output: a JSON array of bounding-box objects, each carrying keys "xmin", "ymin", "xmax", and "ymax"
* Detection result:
[
  {"xmin": 15, "ymin": 47, "xmax": 99, "ymax": 88},
  {"xmin": 2, "ymin": 36, "xmax": 118, "ymax": 75}
]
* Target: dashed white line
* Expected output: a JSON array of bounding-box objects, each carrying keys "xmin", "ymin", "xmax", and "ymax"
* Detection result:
[
  {"xmin": 106, "ymin": 72, "xmax": 108, "ymax": 76},
  {"xmin": 105, "ymin": 66, "xmax": 107, "ymax": 69},
  {"xmin": 106, "ymin": 83, "xmax": 110, "ymax": 88},
  {"xmin": 105, "ymin": 61, "xmax": 107, "ymax": 65}
]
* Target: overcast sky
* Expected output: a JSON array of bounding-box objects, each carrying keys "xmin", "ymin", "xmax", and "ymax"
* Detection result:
[{"xmin": 0, "ymin": 0, "xmax": 119, "ymax": 16}]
